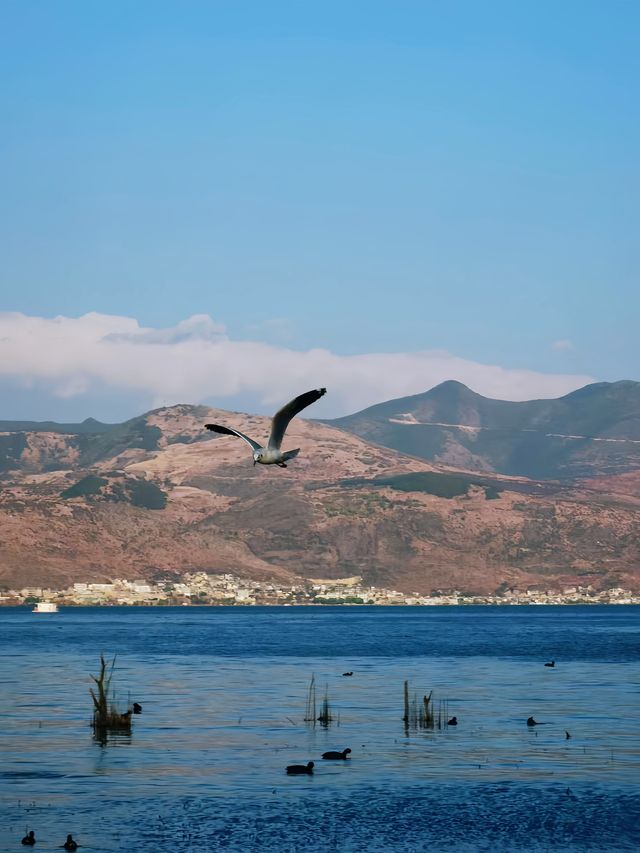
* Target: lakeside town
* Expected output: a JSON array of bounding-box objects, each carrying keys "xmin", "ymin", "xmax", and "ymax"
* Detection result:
[{"xmin": 3, "ymin": 572, "xmax": 639, "ymax": 607}]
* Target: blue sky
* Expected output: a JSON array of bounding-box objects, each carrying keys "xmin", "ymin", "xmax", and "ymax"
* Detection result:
[{"xmin": 0, "ymin": 1, "xmax": 637, "ymax": 420}]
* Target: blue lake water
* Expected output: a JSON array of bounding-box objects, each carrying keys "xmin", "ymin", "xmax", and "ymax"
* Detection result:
[{"xmin": 0, "ymin": 605, "xmax": 639, "ymax": 851}]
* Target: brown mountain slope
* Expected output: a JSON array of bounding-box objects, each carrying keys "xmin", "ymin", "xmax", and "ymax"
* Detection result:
[{"xmin": 0, "ymin": 405, "xmax": 638, "ymax": 594}]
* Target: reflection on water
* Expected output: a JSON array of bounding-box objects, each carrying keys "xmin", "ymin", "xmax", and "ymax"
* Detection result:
[{"xmin": 0, "ymin": 606, "xmax": 639, "ymax": 851}]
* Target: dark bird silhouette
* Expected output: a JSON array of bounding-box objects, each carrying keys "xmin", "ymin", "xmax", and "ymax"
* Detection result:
[
  {"xmin": 286, "ymin": 761, "xmax": 314, "ymax": 775},
  {"xmin": 322, "ymin": 748, "xmax": 352, "ymax": 760},
  {"xmin": 527, "ymin": 716, "xmax": 551, "ymax": 727},
  {"xmin": 544, "ymin": 660, "xmax": 555, "ymax": 667},
  {"xmin": 205, "ymin": 388, "xmax": 327, "ymax": 467},
  {"xmin": 566, "ymin": 730, "xmax": 571, "ymax": 739},
  {"xmin": 342, "ymin": 671, "xmax": 353, "ymax": 677},
  {"xmin": 63, "ymin": 835, "xmax": 78, "ymax": 851},
  {"xmin": 447, "ymin": 716, "xmax": 458, "ymax": 726},
  {"xmin": 21, "ymin": 830, "xmax": 36, "ymax": 846},
  {"xmin": 132, "ymin": 702, "xmax": 142, "ymax": 714}
]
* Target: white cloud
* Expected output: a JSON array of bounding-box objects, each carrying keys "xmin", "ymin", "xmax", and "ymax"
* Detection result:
[
  {"xmin": 0, "ymin": 312, "xmax": 595, "ymax": 417},
  {"xmin": 551, "ymin": 339, "xmax": 574, "ymax": 352},
  {"xmin": 104, "ymin": 314, "xmax": 226, "ymax": 345}
]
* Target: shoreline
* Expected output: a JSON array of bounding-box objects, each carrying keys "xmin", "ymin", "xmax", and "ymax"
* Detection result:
[{"xmin": 4, "ymin": 599, "xmax": 640, "ymax": 608}]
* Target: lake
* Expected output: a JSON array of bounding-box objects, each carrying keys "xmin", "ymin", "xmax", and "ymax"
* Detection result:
[{"xmin": 1, "ymin": 605, "xmax": 639, "ymax": 851}]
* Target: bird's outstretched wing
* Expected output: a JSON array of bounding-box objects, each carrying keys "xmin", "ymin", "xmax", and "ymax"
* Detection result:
[
  {"xmin": 268, "ymin": 388, "xmax": 326, "ymax": 449},
  {"xmin": 205, "ymin": 424, "xmax": 263, "ymax": 453}
]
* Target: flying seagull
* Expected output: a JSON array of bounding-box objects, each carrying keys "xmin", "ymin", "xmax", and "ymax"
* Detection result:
[{"xmin": 205, "ymin": 387, "xmax": 326, "ymax": 467}]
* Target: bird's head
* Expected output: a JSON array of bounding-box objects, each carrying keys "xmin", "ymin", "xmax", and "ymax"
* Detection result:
[{"xmin": 253, "ymin": 451, "xmax": 263, "ymax": 466}]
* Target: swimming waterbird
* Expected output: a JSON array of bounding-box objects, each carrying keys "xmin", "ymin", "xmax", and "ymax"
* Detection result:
[
  {"xmin": 286, "ymin": 761, "xmax": 314, "ymax": 775},
  {"xmin": 322, "ymin": 748, "xmax": 352, "ymax": 760}
]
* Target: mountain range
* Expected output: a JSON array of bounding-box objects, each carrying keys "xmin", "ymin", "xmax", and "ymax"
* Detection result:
[
  {"xmin": 1, "ymin": 381, "xmax": 639, "ymax": 596},
  {"xmin": 326, "ymin": 380, "xmax": 640, "ymax": 480}
]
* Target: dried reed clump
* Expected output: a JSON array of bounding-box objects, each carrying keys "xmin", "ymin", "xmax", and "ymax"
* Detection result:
[
  {"xmin": 317, "ymin": 685, "xmax": 334, "ymax": 728},
  {"xmin": 90, "ymin": 654, "xmax": 132, "ymax": 739},
  {"xmin": 304, "ymin": 675, "xmax": 335, "ymax": 727},
  {"xmin": 304, "ymin": 674, "xmax": 317, "ymax": 723},
  {"xmin": 402, "ymin": 680, "xmax": 449, "ymax": 731}
]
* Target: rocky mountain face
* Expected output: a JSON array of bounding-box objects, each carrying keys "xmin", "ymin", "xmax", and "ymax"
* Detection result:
[
  {"xmin": 1, "ymin": 402, "xmax": 639, "ymax": 595},
  {"xmin": 326, "ymin": 380, "xmax": 640, "ymax": 480}
]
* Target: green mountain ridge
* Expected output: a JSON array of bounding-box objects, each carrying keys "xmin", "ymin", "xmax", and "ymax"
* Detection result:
[
  {"xmin": 325, "ymin": 380, "xmax": 640, "ymax": 480},
  {"xmin": 0, "ymin": 416, "xmax": 113, "ymax": 434}
]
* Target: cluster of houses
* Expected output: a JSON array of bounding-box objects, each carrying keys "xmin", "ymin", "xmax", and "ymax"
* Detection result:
[{"xmin": 3, "ymin": 572, "xmax": 639, "ymax": 607}]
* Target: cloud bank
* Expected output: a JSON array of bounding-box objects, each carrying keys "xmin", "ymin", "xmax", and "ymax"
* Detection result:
[{"xmin": 0, "ymin": 312, "xmax": 594, "ymax": 419}]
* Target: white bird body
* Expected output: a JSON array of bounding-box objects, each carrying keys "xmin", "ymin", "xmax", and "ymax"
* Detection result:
[
  {"xmin": 252, "ymin": 446, "xmax": 299, "ymax": 466},
  {"xmin": 205, "ymin": 388, "xmax": 326, "ymax": 467}
]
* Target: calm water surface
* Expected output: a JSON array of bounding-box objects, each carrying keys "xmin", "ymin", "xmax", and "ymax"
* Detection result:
[{"xmin": 0, "ymin": 605, "xmax": 638, "ymax": 851}]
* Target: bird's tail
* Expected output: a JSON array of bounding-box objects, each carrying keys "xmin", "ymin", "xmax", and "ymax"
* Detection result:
[{"xmin": 282, "ymin": 448, "xmax": 300, "ymax": 462}]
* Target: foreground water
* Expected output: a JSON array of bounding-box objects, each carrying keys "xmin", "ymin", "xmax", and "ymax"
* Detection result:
[{"xmin": 0, "ymin": 605, "xmax": 638, "ymax": 851}]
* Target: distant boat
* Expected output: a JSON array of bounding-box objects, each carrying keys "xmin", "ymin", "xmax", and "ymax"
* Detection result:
[{"xmin": 32, "ymin": 602, "xmax": 59, "ymax": 613}]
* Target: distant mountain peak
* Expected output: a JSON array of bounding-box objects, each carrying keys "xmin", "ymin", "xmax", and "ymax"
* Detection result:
[
  {"xmin": 430, "ymin": 380, "xmax": 471, "ymax": 391},
  {"xmin": 426, "ymin": 380, "xmax": 478, "ymax": 399},
  {"xmin": 328, "ymin": 379, "xmax": 640, "ymax": 480}
]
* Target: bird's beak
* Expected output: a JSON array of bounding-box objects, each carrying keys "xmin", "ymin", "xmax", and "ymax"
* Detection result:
[{"xmin": 253, "ymin": 459, "xmax": 257, "ymax": 466}]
